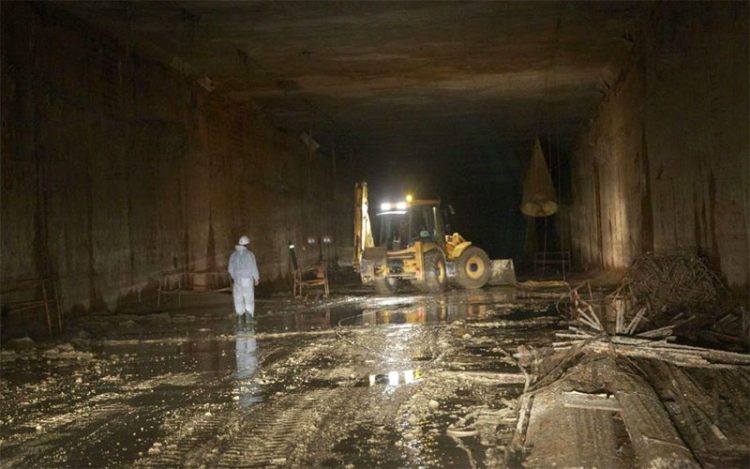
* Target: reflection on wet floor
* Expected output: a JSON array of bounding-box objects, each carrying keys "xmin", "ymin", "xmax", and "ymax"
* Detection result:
[
  {"xmin": 368, "ymin": 368, "xmax": 422, "ymax": 387},
  {"xmin": 257, "ymin": 287, "xmax": 522, "ymax": 333},
  {"xmin": 235, "ymin": 331, "xmax": 262, "ymax": 407}
]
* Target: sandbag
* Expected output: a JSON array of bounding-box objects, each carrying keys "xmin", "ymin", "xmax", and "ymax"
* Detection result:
[{"xmin": 521, "ymin": 137, "xmax": 558, "ymax": 217}]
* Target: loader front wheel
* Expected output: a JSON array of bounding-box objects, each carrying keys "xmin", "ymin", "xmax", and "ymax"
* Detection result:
[
  {"xmin": 421, "ymin": 251, "xmax": 447, "ymax": 293},
  {"xmin": 374, "ymin": 277, "xmax": 399, "ymax": 295},
  {"xmin": 455, "ymin": 247, "xmax": 491, "ymax": 289}
]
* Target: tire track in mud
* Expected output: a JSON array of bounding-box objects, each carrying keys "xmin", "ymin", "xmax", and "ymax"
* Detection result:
[
  {"xmin": 1, "ymin": 380, "xmax": 239, "ymax": 469},
  {"xmin": 0, "ymin": 400, "xmax": 136, "ymax": 468},
  {"xmin": 1, "ymin": 390, "xmax": 121, "ymax": 444},
  {"xmin": 133, "ymin": 388, "xmax": 341, "ymax": 468},
  {"xmin": 132, "ymin": 336, "xmax": 335, "ymax": 467},
  {"xmin": 202, "ymin": 386, "xmax": 395, "ymax": 468},
  {"xmin": 208, "ymin": 389, "xmax": 339, "ymax": 468},
  {"xmin": 0, "ymin": 371, "xmax": 235, "ymax": 468},
  {"xmin": 133, "ymin": 326, "xmax": 421, "ymax": 468},
  {"xmin": 0, "ymin": 336, "xmax": 295, "ymax": 468},
  {"xmin": 129, "ymin": 341, "xmax": 298, "ymax": 467},
  {"xmin": 132, "ymin": 411, "xmax": 233, "ymax": 468}
]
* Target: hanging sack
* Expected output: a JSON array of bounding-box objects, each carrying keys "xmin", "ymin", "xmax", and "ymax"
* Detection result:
[{"xmin": 521, "ymin": 137, "xmax": 558, "ymax": 217}]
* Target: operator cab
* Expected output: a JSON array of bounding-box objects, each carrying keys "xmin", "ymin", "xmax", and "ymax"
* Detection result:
[{"xmin": 375, "ymin": 199, "xmax": 445, "ymax": 250}]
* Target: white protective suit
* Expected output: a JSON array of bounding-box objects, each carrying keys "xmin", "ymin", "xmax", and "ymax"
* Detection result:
[{"xmin": 228, "ymin": 245, "xmax": 260, "ymax": 316}]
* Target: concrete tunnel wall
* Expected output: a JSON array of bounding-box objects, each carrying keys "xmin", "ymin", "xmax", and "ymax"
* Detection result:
[
  {"xmin": 567, "ymin": 2, "xmax": 749, "ymax": 291},
  {"xmin": 1, "ymin": 3, "xmax": 353, "ymax": 317}
]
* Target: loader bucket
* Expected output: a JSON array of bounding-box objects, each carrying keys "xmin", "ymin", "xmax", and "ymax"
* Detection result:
[{"xmin": 488, "ymin": 259, "xmax": 517, "ymax": 286}]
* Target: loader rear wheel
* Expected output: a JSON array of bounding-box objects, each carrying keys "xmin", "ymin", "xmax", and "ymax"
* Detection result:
[
  {"xmin": 421, "ymin": 251, "xmax": 447, "ymax": 293},
  {"xmin": 456, "ymin": 246, "xmax": 491, "ymax": 289},
  {"xmin": 374, "ymin": 277, "xmax": 399, "ymax": 295}
]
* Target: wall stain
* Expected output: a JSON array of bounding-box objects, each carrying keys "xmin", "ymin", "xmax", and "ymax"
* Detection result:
[
  {"xmin": 593, "ymin": 161, "xmax": 604, "ymax": 267},
  {"xmin": 693, "ymin": 192, "xmax": 702, "ymax": 252},
  {"xmin": 32, "ymin": 85, "xmax": 49, "ymax": 281},
  {"xmin": 84, "ymin": 124, "xmax": 99, "ymax": 312},
  {"xmin": 639, "ymin": 123, "xmax": 654, "ymax": 253},
  {"xmin": 207, "ymin": 214, "xmax": 217, "ymax": 272},
  {"xmin": 707, "ymin": 170, "xmax": 722, "ymax": 274}
]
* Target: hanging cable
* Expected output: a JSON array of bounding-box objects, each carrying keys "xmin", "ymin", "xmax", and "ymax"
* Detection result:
[
  {"xmin": 548, "ymin": 14, "xmax": 564, "ymax": 279},
  {"xmin": 541, "ymin": 15, "xmax": 562, "ymax": 279},
  {"xmin": 556, "ymin": 116, "xmax": 566, "ymax": 280}
]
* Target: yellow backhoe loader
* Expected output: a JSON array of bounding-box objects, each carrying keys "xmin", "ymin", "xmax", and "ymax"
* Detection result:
[{"xmin": 354, "ymin": 182, "xmax": 493, "ymax": 294}]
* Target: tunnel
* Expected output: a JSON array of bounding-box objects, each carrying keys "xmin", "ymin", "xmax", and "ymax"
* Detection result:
[{"xmin": 1, "ymin": 2, "xmax": 748, "ymax": 468}]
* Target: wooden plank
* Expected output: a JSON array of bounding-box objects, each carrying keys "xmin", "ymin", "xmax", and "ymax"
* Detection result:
[
  {"xmin": 524, "ymin": 388, "xmax": 622, "ymax": 468},
  {"xmin": 555, "ymin": 332, "xmax": 594, "ymax": 340},
  {"xmin": 606, "ymin": 362, "xmax": 700, "ymax": 468},
  {"xmin": 511, "ymin": 393, "xmax": 532, "ymax": 449},
  {"xmin": 625, "ymin": 307, "xmax": 647, "ymax": 334},
  {"xmin": 616, "ymin": 306, "xmax": 624, "ymax": 334},
  {"xmin": 563, "ymin": 391, "xmax": 622, "ymax": 412},
  {"xmin": 437, "ymin": 371, "xmax": 527, "ymax": 384},
  {"xmin": 521, "ymin": 358, "xmax": 699, "ymax": 468},
  {"xmin": 636, "ymin": 325, "xmax": 674, "ymax": 338},
  {"xmin": 554, "ymin": 337, "xmax": 750, "ymax": 367},
  {"xmin": 586, "ymin": 304, "xmax": 603, "ymax": 330}
]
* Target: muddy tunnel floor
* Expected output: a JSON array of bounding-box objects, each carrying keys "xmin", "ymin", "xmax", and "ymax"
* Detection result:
[
  {"xmin": 0, "ymin": 287, "xmax": 560, "ymax": 468},
  {"xmin": 2, "ymin": 286, "xmax": 748, "ymax": 468}
]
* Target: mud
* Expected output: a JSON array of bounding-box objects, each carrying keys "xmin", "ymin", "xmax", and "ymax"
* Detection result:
[{"xmin": 0, "ymin": 287, "xmax": 562, "ymax": 468}]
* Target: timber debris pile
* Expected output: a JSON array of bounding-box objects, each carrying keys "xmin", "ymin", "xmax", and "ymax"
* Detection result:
[
  {"xmin": 506, "ymin": 252, "xmax": 750, "ymax": 467},
  {"xmin": 612, "ymin": 251, "xmax": 749, "ymax": 348},
  {"xmin": 557, "ymin": 251, "xmax": 748, "ymax": 351}
]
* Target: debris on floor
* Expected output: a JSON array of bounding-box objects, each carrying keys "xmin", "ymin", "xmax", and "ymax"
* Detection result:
[
  {"xmin": 508, "ymin": 253, "xmax": 750, "ymax": 467},
  {"xmin": 512, "ymin": 342, "xmax": 750, "ymax": 468},
  {"xmin": 557, "ymin": 251, "xmax": 748, "ymax": 352},
  {"xmin": 1, "ymin": 278, "xmax": 747, "ymax": 468}
]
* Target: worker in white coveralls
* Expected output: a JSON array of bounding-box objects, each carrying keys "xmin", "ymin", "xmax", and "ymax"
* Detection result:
[{"xmin": 228, "ymin": 235, "xmax": 260, "ymax": 322}]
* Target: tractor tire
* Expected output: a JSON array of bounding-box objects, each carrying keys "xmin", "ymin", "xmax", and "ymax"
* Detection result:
[
  {"xmin": 373, "ymin": 277, "xmax": 399, "ymax": 295},
  {"xmin": 409, "ymin": 279, "xmax": 426, "ymax": 292},
  {"xmin": 421, "ymin": 251, "xmax": 448, "ymax": 293},
  {"xmin": 455, "ymin": 246, "xmax": 491, "ymax": 289}
]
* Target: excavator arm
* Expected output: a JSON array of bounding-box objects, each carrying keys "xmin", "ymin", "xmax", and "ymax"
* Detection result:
[{"xmin": 353, "ymin": 182, "xmax": 374, "ymax": 270}]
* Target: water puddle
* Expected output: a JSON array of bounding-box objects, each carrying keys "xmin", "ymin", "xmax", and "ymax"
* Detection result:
[{"xmin": 255, "ymin": 287, "xmax": 524, "ymax": 333}]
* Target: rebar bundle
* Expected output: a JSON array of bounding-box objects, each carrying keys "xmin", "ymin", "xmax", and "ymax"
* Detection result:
[
  {"xmin": 623, "ymin": 251, "xmax": 723, "ymax": 314},
  {"xmin": 557, "ymin": 252, "xmax": 729, "ymax": 337}
]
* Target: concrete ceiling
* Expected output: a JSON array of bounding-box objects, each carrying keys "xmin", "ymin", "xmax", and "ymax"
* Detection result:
[{"xmin": 58, "ymin": 1, "xmax": 649, "ymax": 187}]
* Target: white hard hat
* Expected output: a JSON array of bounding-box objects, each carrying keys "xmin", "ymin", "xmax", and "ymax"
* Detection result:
[{"xmin": 238, "ymin": 235, "xmax": 250, "ymax": 245}]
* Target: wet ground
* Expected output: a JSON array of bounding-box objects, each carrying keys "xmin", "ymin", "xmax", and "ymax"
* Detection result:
[{"xmin": 0, "ymin": 286, "xmax": 565, "ymax": 468}]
